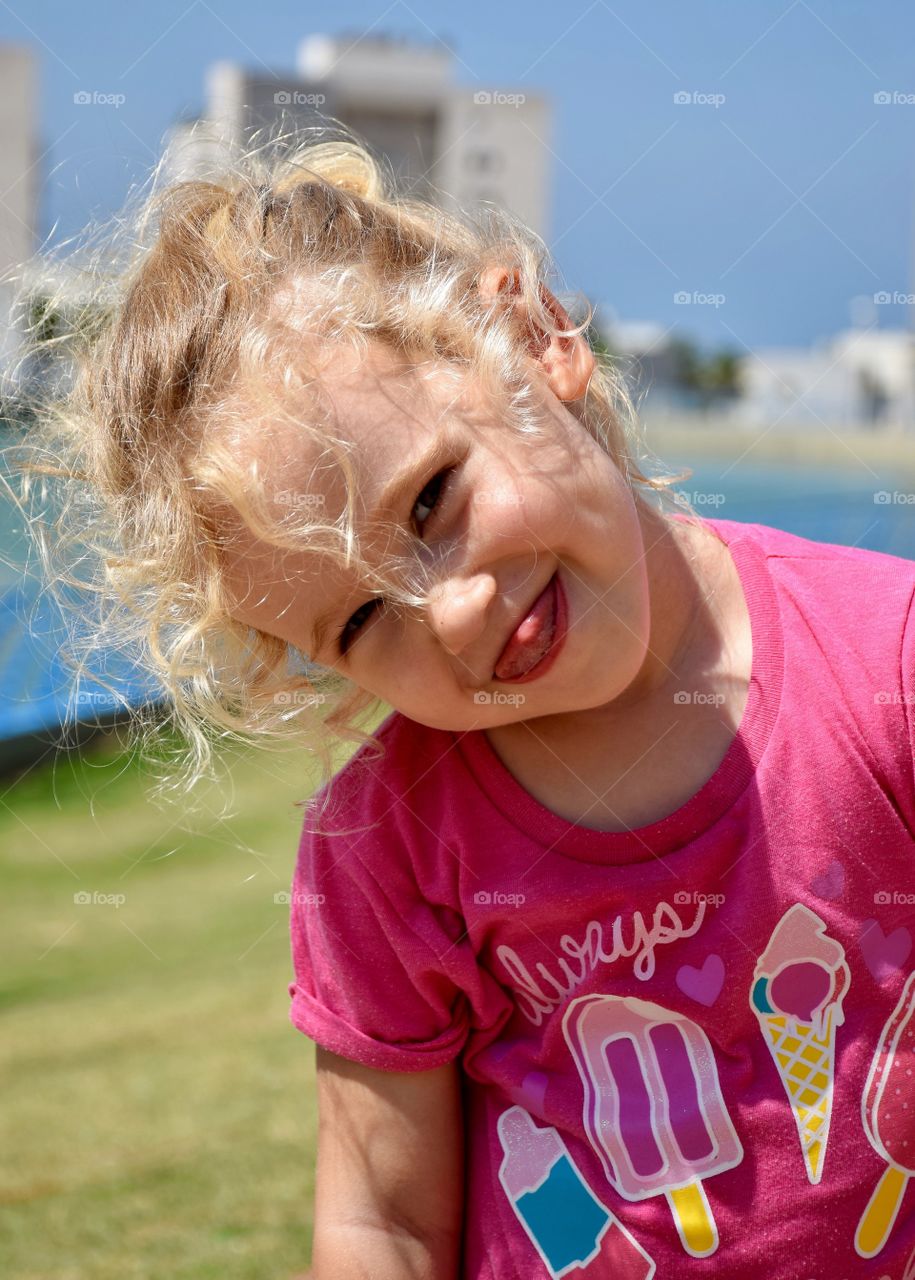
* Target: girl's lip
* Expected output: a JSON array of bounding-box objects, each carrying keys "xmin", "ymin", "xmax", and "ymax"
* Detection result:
[{"xmin": 491, "ymin": 570, "xmax": 567, "ymax": 683}]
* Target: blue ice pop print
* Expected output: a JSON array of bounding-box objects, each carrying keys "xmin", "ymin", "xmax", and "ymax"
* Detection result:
[
  {"xmin": 515, "ymin": 1149, "xmax": 611, "ymax": 1273},
  {"xmin": 497, "ymin": 1105, "xmax": 655, "ymax": 1279}
]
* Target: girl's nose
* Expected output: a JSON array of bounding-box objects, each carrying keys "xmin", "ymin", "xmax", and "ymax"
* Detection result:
[{"xmin": 427, "ymin": 573, "xmax": 498, "ymax": 658}]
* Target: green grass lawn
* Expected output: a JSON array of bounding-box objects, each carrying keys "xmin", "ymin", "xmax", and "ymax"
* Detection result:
[{"xmin": 0, "ymin": 715, "xmax": 383, "ymax": 1279}]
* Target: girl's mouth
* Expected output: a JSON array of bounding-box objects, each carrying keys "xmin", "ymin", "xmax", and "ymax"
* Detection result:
[{"xmin": 492, "ymin": 570, "xmax": 567, "ymax": 683}]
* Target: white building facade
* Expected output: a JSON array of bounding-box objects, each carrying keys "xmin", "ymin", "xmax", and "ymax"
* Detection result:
[
  {"xmin": 166, "ymin": 32, "xmax": 552, "ymax": 243},
  {"xmin": 737, "ymin": 328, "xmax": 915, "ymax": 433},
  {"xmin": 0, "ymin": 45, "xmax": 39, "ymax": 390}
]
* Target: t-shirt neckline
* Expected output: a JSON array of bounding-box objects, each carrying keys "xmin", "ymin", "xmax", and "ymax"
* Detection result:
[{"xmin": 452, "ymin": 515, "xmax": 785, "ymax": 864}]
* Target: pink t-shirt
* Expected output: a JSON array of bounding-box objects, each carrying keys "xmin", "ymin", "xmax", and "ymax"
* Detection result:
[{"xmin": 287, "ymin": 515, "xmax": 915, "ymax": 1279}]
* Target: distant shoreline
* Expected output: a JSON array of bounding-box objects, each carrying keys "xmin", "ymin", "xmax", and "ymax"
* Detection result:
[{"xmin": 639, "ymin": 417, "xmax": 915, "ymax": 477}]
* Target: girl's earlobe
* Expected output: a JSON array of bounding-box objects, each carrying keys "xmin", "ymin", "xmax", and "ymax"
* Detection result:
[
  {"xmin": 477, "ymin": 265, "xmax": 596, "ymax": 403},
  {"xmin": 538, "ymin": 303, "xmax": 596, "ymax": 403}
]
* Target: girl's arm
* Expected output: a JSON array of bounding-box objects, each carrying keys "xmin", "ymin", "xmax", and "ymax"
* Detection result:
[{"xmin": 310, "ymin": 1046, "xmax": 465, "ymax": 1280}]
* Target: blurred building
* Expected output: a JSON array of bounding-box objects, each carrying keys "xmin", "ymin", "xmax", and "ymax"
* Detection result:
[
  {"xmin": 596, "ymin": 311, "xmax": 703, "ymax": 416},
  {"xmin": 736, "ymin": 327, "xmax": 915, "ymax": 432},
  {"xmin": 0, "ymin": 44, "xmax": 40, "ymax": 383},
  {"xmin": 164, "ymin": 31, "xmax": 552, "ymax": 242},
  {"xmin": 598, "ymin": 301, "xmax": 915, "ymax": 433}
]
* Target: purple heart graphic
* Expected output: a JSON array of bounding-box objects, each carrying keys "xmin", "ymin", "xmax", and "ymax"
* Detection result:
[
  {"xmin": 510, "ymin": 1071, "xmax": 548, "ymax": 1114},
  {"xmin": 676, "ymin": 954, "xmax": 725, "ymax": 1007},
  {"xmin": 811, "ymin": 860, "xmax": 845, "ymax": 901},
  {"xmin": 860, "ymin": 919, "xmax": 913, "ymax": 982}
]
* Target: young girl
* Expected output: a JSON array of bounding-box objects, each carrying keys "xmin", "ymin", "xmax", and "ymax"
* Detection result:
[{"xmin": 14, "ymin": 123, "xmax": 915, "ymax": 1279}]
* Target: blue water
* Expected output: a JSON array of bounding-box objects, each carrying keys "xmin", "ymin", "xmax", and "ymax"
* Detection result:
[
  {"xmin": 657, "ymin": 456, "xmax": 915, "ymax": 561},
  {"xmin": 0, "ymin": 452, "xmax": 167, "ymax": 746}
]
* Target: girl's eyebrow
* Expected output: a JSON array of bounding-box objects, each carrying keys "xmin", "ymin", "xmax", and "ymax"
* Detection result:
[{"xmin": 307, "ymin": 432, "xmax": 455, "ymax": 657}]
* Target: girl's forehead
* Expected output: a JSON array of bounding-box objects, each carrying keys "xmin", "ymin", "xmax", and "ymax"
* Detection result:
[
  {"xmin": 236, "ymin": 340, "xmax": 490, "ymax": 496},
  {"xmin": 215, "ymin": 341, "xmax": 485, "ymax": 570}
]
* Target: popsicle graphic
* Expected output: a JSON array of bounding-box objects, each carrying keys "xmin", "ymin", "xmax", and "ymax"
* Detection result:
[
  {"xmin": 749, "ymin": 904, "xmax": 850, "ymax": 1184},
  {"xmin": 562, "ymin": 992, "xmax": 743, "ymax": 1258},
  {"xmin": 855, "ymin": 969, "xmax": 915, "ymax": 1258},
  {"xmin": 497, "ymin": 1105, "xmax": 656, "ymax": 1279}
]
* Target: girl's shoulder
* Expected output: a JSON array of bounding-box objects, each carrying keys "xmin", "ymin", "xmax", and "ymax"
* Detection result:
[
  {"xmin": 706, "ymin": 514, "xmax": 915, "ymax": 572},
  {"xmin": 704, "ymin": 515, "xmax": 915, "ymax": 617},
  {"xmin": 698, "ymin": 513, "xmax": 915, "ymax": 694},
  {"xmin": 307, "ymin": 706, "xmax": 455, "ymax": 835}
]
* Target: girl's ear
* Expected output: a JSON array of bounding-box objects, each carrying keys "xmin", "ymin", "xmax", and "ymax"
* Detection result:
[{"xmin": 477, "ymin": 265, "xmax": 596, "ymax": 402}]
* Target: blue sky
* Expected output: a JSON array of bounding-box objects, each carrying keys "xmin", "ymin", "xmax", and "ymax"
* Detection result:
[{"xmin": 4, "ymin": 0, "xmax": 914, "ymax": 350}]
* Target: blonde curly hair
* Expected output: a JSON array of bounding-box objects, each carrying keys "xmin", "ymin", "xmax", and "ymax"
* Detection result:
[{"xmin": 2, "ymin": 117, "xmax": 695, "ymax": 812}]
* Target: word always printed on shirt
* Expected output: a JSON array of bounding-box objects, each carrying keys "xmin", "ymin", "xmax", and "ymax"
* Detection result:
[{"xmin": 495, "ymin": 897, "xmax": 708, "ymax": 1026}]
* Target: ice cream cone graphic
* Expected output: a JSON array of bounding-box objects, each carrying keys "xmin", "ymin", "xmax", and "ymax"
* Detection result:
[{"xmin": 749, "ymin": 904, "xmax": 850, "ymax": 1184}]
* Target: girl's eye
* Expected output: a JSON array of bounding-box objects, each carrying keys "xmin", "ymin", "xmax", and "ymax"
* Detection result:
[
  {"xmin": 337, "ymin": 597, "xmax": 382, "ymax": 656},
  {"xmin": 411, "ymin": 465, "xmax": 457, "ymax": 536},
  {"xmin": 336, "ymin": 464, "xmax": 459, "ymax": 656}
]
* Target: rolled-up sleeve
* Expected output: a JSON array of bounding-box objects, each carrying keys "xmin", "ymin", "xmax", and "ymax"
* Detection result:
[{"xmin": 287, "ymin": 797, "xmax": 473, "ymax": 1072}]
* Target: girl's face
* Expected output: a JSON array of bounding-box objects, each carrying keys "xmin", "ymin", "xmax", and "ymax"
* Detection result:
[{"xmin": 219, "ymin": 333, "xmax": 665, "ymax": 734}]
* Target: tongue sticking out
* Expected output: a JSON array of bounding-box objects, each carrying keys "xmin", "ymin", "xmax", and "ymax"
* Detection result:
[{"xmin": 493, "ymin": 581, "xmax": 557, "ymax": 680}]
